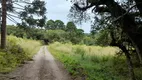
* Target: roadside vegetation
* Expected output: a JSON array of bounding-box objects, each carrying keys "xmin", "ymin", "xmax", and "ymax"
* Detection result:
[
  {"xmin": 0, "ymin": 35, "xmax": 41, "ymax": 73},
  {"xmin": 5, "ymin": 19, "xmax": 142, "ymax": 79},
  {"xmin": 0, "ymin": 0, "xmax": 142, "ymax": 80},
  {"xmin": 48, "ymin": 42, "xmax": 142, "ymax": 80}
]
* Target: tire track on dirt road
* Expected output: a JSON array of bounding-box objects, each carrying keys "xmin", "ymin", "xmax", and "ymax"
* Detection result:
[{"xmin": 0, "ymin": 46, "xmax": 71, "ymax": 80}]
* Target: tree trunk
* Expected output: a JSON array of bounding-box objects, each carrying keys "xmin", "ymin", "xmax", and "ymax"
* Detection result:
[
  {"xmin": 127, "ymin": 33, "xmax": 142, "ymax": 64},
  {"xmin": 120, "ymin": 45, "xmax": 136, "ymax": 80},
  {"xmin": 110, "ymin": 30, "xmax": 136, "ymax": 80},
  {"xmin": 1, "ymin": 0, "xmax": 7, "ymax": 49}
]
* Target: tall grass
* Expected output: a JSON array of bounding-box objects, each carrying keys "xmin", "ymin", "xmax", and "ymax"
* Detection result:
[
  {"xmin": 19, "ymin": 38, "xmax": 41, "ymax": 58},
  {"xmin": 0, "ymin": 35, "xmax": 41, "ymax": 73},
  {"xmin": 48, "ymin": 42, "xmax": 142, "ymax": 80}
]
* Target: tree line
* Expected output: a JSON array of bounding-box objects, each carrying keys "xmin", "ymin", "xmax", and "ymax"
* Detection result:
[
  {"xmin": 7, "ymin": 20, "xmax": 87, "ymax": 44},
  {"xmin": 7, "ymin": 18, "xmax": 106, "ymax": 46}
]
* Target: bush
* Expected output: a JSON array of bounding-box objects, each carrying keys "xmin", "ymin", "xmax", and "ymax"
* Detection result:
[
  {"xmin": 74, "ymin": 46, "xmax": 85, "ymax": 59},
  {"xmin": 44, "ymin": 30, "xmax": 67, "ymax": 43},
  {"xmin": 0, "ymin": 35, "xmax": 41, "ymax": 73}
]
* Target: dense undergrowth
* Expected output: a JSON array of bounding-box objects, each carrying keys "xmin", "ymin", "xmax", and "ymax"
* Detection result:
[
  {"xmin": 0, "ymin": 36, "xmax": 41, "ymax": 73},
  {"xmin": 48, "ymin": 42, "xmax": 142, "ymax": 80}
]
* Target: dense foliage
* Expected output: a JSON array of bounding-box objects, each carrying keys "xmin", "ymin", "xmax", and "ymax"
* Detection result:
[{"xmin": 7, "ymin": 20, "xmax": 87, "ymax": 44}]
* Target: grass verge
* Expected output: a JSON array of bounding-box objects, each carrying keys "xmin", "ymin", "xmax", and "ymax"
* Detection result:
[
  {"xmin": 0, "ymin": 36, "xmax": 41, "ymax": 73},
  {"xmin": 48, "ymin": 42, "xmax": 142, "ymax": 80}
]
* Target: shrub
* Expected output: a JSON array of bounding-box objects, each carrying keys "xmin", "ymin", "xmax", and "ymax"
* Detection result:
[
  {"xmin": 74, "ymin": 46, "xmax": 85, "ymax": 59},
  {"xmin": 0, "ymin": 35, "xmax": 41, "ymax": 73}
]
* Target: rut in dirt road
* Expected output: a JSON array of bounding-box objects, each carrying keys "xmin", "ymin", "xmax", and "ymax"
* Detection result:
[{"xmin": 1, "ymin": 46, "xmax": 71, "ymax": 80}]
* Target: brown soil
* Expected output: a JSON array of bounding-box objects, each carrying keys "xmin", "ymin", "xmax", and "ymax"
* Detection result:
[{"xmin": 0, "ymin": 46, "xmax": 72, "ymax": 80}]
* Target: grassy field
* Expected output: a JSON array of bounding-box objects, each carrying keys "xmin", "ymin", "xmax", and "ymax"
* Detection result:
[
  {"xmin": 0, "ymin": 36, "xmax": 41, "ymax": 73},
  {"xmin": 48, "ymin": 42, "xmax": 142, "ymax": 80}
]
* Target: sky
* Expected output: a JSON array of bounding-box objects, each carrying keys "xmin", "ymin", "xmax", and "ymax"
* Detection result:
[
  {"xmin": 46, "ymin": 0, "xmax": 91, "ymax": 33},
  {"xmin": 7, "ymin": 0, "xmax": 92, "ymax": 33}
]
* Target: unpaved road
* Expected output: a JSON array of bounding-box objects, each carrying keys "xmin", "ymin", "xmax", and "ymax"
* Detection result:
[{"xmin": 0, "ymin": 46, "xmax": 72, "ymax": 80}]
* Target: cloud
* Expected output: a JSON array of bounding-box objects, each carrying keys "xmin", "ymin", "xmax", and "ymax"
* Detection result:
[{"xmin": 46, "ymin": 0, "xmax": 71, "ymax": 20}]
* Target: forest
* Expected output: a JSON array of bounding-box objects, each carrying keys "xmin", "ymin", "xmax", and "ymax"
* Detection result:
[{"xmin": 0, "ymin": 0, "xmax": 142, "ymax": 80}]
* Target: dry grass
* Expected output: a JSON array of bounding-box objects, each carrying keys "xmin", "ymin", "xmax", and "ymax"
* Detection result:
[
  {"xmin": 49, "ymin": 42, "xmax": 119, "ymax": 56},
  {"xmin": 48, "ymin": 42, "xmax": 142, "ymax": 80},
  {"xmin": 48, "ymin": 42, "xmax": 131, "ymax": 80},
  {"xmin": 7, "ymin": 35, "xmax": 41, "ymax": 58},
  {"xmin": 0, "ymin": 35, "xmax": 41, "ymax": 72}
]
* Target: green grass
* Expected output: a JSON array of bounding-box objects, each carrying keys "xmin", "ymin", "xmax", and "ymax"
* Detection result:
[
  {"xmin": 48, "ymin": 42, "xmax": 142, "ymax": 80},
  {"xmin": 0, "ymin": 35, "xmax": 41, "ymax": 73}
]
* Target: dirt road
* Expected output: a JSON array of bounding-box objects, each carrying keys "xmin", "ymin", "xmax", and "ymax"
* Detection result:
[{"xmin": 0, "ymin": 46, "xmax": 71, "ymax": 80}]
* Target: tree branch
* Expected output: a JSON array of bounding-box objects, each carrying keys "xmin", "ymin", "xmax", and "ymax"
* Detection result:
[
  {"xmin": 7, "ymin": 13, "xmax": 21, "ymax": 19},
  {"xmin": 74, "ymin": 3, "xmax": 94, "ymax": 11},
  {"xmin": 113, "ymin": 3, "xmax": 142, "ymax": 22},
  {"xmin": 7, "ymin": 15, "xmax": 18, "ymax": 24},
  {"xmin": 13, "ymin": 7, "xmax": 24, "ymax": 10},
  {"xmin": 95, "ymin": 6, "xmax": 110, "ymax": 13},
  {"xmin": 13, "ymin": 2, "xmax": 25, "ymax": 8}
]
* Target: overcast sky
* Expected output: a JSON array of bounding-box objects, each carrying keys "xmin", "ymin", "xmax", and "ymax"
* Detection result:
[
  {"xmin": 7, "ymin": 0, "xmax": 91, "ymax": 33},
  {"xmin": 46, "ymin": 0, "xmax": 91, "ymax": 33}
]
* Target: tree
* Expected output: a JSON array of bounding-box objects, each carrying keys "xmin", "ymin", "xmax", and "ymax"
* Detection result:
[
  {"xmin": 69, "ymin": 0, "xmax": 142, "ymax": 80},
  {"xmin": 45, "ymin": 19, "xmax": 55, "ymax": 30},
  {"xmin": 44, "ymin": 30, "xmax": 67, "ymax": 43},
  {"xmin": 19, "ymin": 0, "xmax": 47, "ymax": 28},
  {"xmin": 66, "ymin": 22, "xmax": 77, "ymax": 43},
  {"xmin": 1, "ymin": 0, "xmax": 7, "ymax": 49},
  {"xmin": 95, "ymin": 29, "xmax": 111, "ymax": 46},
  {"xmin": 66, "ymin": 21, "xmax": 77, "ymax": 32},
  {"xmin": 45, "ymin": 20, "xmax": 65, "ymax": 30},
  {"xmin": 65, "ymin": 21, "xmax": 85, "ymax": 44},
  {"xmin": 7, "ymin": 25, "xmax": 26, "ymax": 38},
  {"xmin": 76, "ymin": 29, "xmax": 84, "ymax": 37},
  {"xmin": 0, "ymin": 0, "xmax": 47, "ymax": 49},
  {"xmin": 54, "ymin": 20, "xmax": 65, "ymax": 30},
  {"xmin": 83, "ymin": 35, "xmax": 95, "ymax": 45}
]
